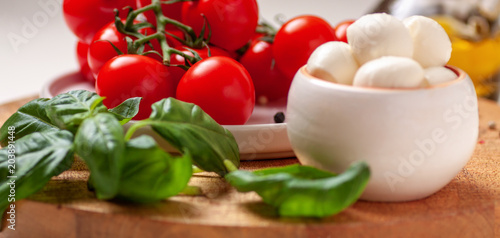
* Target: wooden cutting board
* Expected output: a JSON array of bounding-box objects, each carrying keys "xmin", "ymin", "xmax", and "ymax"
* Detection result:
[{"xmin": 0, "ymin": 96, "xmax": 499, "ymax": 238}]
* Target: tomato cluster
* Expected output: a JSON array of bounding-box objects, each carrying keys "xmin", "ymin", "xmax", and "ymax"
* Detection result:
[{"xmin": 63, "ymin": 0, "xmax": 354, "ymax": 124}]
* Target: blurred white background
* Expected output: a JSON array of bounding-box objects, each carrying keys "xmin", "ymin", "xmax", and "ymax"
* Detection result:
[{"xmin": 0, "ymin": 0, "xmax": 380, "ymax": 104}]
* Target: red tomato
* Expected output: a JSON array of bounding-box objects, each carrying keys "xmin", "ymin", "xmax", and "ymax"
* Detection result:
[
  {"xmin": 239, "ymin": 40, "xmax": 291, "ymax": 104},
  {"xmin": 335, "ymin": 20, "xmax": 355, "ymax": 43},
  {"xmin": 176, "ymin": 56, "xmax": 255, "ymax": 125},
  {"xmin": 169, "ymin": 45, "xmax": 231, "ymax": 87},
  {"xmin": 136, "ymin": 0, "xmax": 183, "ymax": 30},
  {"xmin": 96, "ymin": 55, "xmax": 176, "ymax": 120},
  {"xmin": 182, "ymin": 0, "xmax": 259, "ymax": 51},
  {"xmin": 76, "ymin": 41, "xmax": 96, "ymax": 83},
  {"xmin": 63, "ymin": 0, "xmax": 136, "ymax": 44},
  {"xmin": 273, "ymin": 15, "xmax": 337, "ymax": 79}
]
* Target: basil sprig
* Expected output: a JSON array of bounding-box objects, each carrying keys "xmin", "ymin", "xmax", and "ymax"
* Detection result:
[
  {"xmin": 0, "ymin": 89, "xmax": 370, "ymax": 219},
  {"xmin": 0, "ymin": 90, "xmax": 232, "ymax": 212},
  {"xmin": 226, "ymin": 162, "xmax": 370, "ymax": 217}
]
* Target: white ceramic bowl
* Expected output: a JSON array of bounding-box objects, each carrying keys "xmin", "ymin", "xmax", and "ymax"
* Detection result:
[{"xmin": 286, "ymin": 66, "xmax": 478, "ymax": 202}]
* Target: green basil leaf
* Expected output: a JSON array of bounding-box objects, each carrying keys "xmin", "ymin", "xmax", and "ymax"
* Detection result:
[
  {"xmin": 225, "ymin": 161, "xmax": 370, "ymax": 217},
  {"xmin": 108, "ymin": 97, "xmax": 141, "ymax": 125},
  {"xmin": 148, "ymin": 98, "xmax": 239, "ymax": 176},
  {"xmin": 46, "ymin": 90, "xmax": 108, "ymax": 133},
  {"xmin": 117, "ymin": 135, "xmax": 192, "ymax": 203},
  {"xmin": 0, "ymin": 130, "xmax": 74, "ymax": 215},
  {"xmin": 74, "ymin": 113, "xmax": 125, "ymax": 200},
  {"xmin": 0, "ymin": 98, "xmax": 58, "ymax": 146}
]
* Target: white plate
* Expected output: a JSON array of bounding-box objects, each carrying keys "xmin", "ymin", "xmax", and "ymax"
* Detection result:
[{"xmin": 40, "ymin": 72, "xmax": 294, "ymax": 160}]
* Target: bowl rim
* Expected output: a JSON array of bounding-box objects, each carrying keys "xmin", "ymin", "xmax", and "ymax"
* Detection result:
[{"xmin": 299, "ymin": 65, "xmax": 467, "ymax": 93}]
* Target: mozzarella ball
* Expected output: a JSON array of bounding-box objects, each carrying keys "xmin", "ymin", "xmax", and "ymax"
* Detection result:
[
  {"xmin": 424, "ymin": 67, "xmax": 457, "ymax": 86},
  {"xmin": 306, "ymin": 41, "xmax": 359, "ymax": 85},
  {"xmin": 347, "ymin": 13, "xmax": 413, "ymax": 65},
  {"xmin": 403, "ymin": 15, "xmax": 452, "ymax": 68},
  {"xmin": 353, "ymin": 56, "xmax": 424, "ymax": 88}
]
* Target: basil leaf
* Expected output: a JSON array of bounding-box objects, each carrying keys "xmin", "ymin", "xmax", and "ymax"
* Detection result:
[
  {"xmin": 108, "ymin": 97, "xmax": 141, "ymax": 125},
  {"xmin": 0, "ymin": 98, "xmax": 58, "ymax": 146},
  {"xmin": 0, "ymin": 130, "xmax": 74, "ymax": 214},
  {"xmin": 225, "ymin": 162, "xmax": 370, "ymax": 217},
  {"xmin": 46, "ymin": 90, "xmax": 108, "ymax": 133},
  {"xmin": 148, "ymin": 98, "xmax": 239, "ymax": 176},
  {"xmin": 117, "ymin": 135, "xmax": 192, "ymax": 203},
  {"xmin": 74, "ymin": 113, "xmax": 125, "ymax": 200}
]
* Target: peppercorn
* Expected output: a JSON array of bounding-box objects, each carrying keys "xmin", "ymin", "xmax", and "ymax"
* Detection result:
[{"xmin": 274, "ymin": 112, "xmax": 285, "ymax": 123}]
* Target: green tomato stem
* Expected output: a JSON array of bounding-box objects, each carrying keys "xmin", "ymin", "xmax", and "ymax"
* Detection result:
[
  {"xmin": 114, "ymin": 12, "xmax": 144, "ymax": 40},
  {"xmin": 168, "ymin": 48, "xmax": 198, "ymax": 63},
  {"xmin": 159, "ymin": 35, "xmax": 172, "ymax": 64},
  {"xmin": 149, "ymin": 0, "xmax": 172, "ymax": 64},
  {"xmin": 124, "ymin": 4, "xmax": 157, "ymax": 30},
  {"xmin": 158, "ymin": 16, "xmax": 198, "ymax": 42},
  {"xmin": 132, "ymin": 32, "xmax": 163, "ymax": 46},
  {"xmin": 161, "ymin": 0, "xmax": 194, "ymax": 4},
  {"xmin": 114, "ymin": 0, "xmax": 205, "ymax": 65}
]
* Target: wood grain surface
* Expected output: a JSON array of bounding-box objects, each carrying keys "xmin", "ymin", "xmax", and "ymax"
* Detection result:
[{"xmin": 0, "ymin": 96, "xmax": 498, "ymax": 238}]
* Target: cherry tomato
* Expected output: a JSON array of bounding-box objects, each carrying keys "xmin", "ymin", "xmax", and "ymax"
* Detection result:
[
  {"xmin": 169, "ymin": 45, "xmax": 231, "ymax": 87},
  {"xmin": 87, "ymin": 21, "xmax": 169, "ymax": 78},
  {"xmin": 96, "ymin": 55, "xmax": 176, "ymax": 120},
  {"xmin": 136, "ymin": 0, "xmax": 183, "ymax": 30},
  {"xmin": 176, "ymin": 56, "xmax": 255, "ymax": 125},
  {"xmin": 182, "ymin": 0, "xmax": 259, "ymax": 51},
  {"xmin": 63, "ymin": 0, "xmax": 136, "ymax": 44},
  {"xmin": 76, "ymin": 41, "xmax": 96, "ymax": 83},
  {"xmin": 239, "ymin": 40, "xmax": 291, "ymax": 104},
  {"xmin": 273, "ymin": 15, "xmax": 337, "ymax": 79},
  {"xmin": 334, "ymin": 20, "xmax": 355, "ymax": 43}
]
